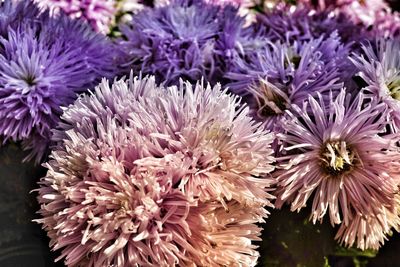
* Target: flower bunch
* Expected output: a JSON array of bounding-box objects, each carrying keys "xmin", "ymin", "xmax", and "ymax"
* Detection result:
[{"xmin": 7, "ymin": 0, "xmax": 399, "ymax": 265}]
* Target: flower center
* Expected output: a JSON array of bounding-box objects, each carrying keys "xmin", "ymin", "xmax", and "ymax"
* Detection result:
[
  {"xmin": 254, "ymin": 80, "xmax": 291, "ymax": 118},
  {"xmin": 387, "ymin": 79, "xmax": 400, "ymax": 100},
  {"xmin": 284, "ymin": 54, "xmax": 301, "ymax": 69},
  {"xmin": 24, "ymin": 74, "xmax": 37, "ymax": 87},
  {"xmin": 320, "ymin": 141, "xmax": 355, "ymax": 176}
]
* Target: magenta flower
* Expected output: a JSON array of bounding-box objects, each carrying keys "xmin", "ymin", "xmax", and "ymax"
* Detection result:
[
  {"xmin": 35, "ymin": 0, "xmax": 117, "ymax": 33},
  {"xmin": 273, "ymin": 89, "xmax": 400, "ymax": 249},
  {"xmin": 36, "ymin": 75, "xmax": 275, "ymax": 266}
]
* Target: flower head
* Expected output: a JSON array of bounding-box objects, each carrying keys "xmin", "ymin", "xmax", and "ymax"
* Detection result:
[
  {"xmin": 118, "ymin": 0, "xmax": 242, "ymax": 85},
  {"xmin": 0, "ymin": 3, "xmax": 117, "ymax": 162},
  {"xmin": 304, "ymin": 0, "xmax": 400, "ymax": 38},
  {"xmin": 225, "ymin": 34, "xmax": 346, "ymax": 132},
  {"xmin": 351, "ymin": 38, "xmax": 400, "ymax": 130},
  {"xmin": 0, "ymin": 0, "xmax": 40, "ymax": 37},
  {"xmin": 34, "ymin": 0, "xmax": 117, "ymax": 33},
  {"xmin": 254, "ymin": 4, "xmax": 368, "ymax": 45},
  {"xmin": 335, "ymin": 197, "xmax": 400, "ymax": 250},
  {"xmin": 36, "ymin": 75, "xmax": 275, "ymax": 266},
  {"xmin": 273, "ymin": 89, "xmax": 400, "ymax": 249}
]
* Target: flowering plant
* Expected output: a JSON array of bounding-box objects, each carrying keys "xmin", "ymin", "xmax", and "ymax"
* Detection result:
[{"xmin": 0, "ymin": 0, "xmax": 399, "ymax": 266}]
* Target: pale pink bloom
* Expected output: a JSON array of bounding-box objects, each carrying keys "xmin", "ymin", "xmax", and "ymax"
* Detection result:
[
  {"xmin": 36, "ymin": 75, "xmax": 275, "ymax": 266},
  {"xmin": 336, "ymin": 195, "xmax": 400, "ymax": 250}
]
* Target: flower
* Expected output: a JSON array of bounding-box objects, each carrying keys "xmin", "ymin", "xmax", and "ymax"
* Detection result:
[
  {"xmin": 254, "ymin": 4, "xmax": 368, "ymax": 45},
  {"xmin": 335, "ymin": 196, "xmax": 400, "ymax": 250},
  {"xmin": 225, "ymin": 34, "xmax": 346, "ymax": 132},
  {"xmin": 273, "ymin": 89, "xmax": 400, "ymax": 249},
  {"xmin": 303, "ymin": 0, "xmax": 400, "ymax": 38},
  {"xmin": 155, "ymin": 0, "xmax": 257, "ymax": 25},
  {"xmin": 117, "ymin": 0, "xmax": 242, "ymax": 85},
  {"xmin": 351, "ymin": 38, "xmax": 400, "ymax": 131},
  {"xmin": 0, "ymin": 0, "xmax": 40, "ymax": 37},
  {"xmin": 36, "ymin": 75, "xmax": 275, "ymax": 266},
  {"xmin": 0, "ymin": 1, "xmax": 117, "ymax": 162},
  {"xmin": 34, "ymin": 0, "xmax": 117, "ymax": 33}
]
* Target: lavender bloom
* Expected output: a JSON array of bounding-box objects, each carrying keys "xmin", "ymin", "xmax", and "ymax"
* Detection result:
[
  {"xmin": 351, "ymin": 38, "xmax": 400, "ymax": 130},
  {"xmin": 155, "ymin": 0, "xmax": 257, "ymax": 25},
  {"xmin": 34, "ymin": 0, "xmax": 117, "ymax": 33},
  {"xmin": 273, "ymin": 89, "xmax": 400, "ymax": 250},
  {"xmin": 118, "ymin": 0, "xmax": 241, "ymax": 85},
  {"xmin": 254, "ymin": 4, "xmax": 368, "ymax": 45},
  {"xmin": 0, "ymin": 2, "xmax": 116, "ymax": 162},
  {"xmin": 303, "ymin": 0, "xmax": 400, "ymax": 38},
  {"xmin": 0, "ymin": 0, "xmax": 40, "ymax": 37},
  {"xmin": 226, "ymin": 34, "xmax": 346, "ymax": 132},
  {"xmin": 36, "ymin": 75, "xmax": 275, "ymax": 266}
]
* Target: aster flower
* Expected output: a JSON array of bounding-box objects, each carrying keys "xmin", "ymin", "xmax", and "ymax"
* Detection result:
[
  {"xmin": 0, "ymin": 2, "xmax": 116, "ymax": 162},
  {"xmin": 118, "ymin": 0, "xmax": 242, "ymax": 85},
  {"xmin": 335, "ymin": 196, "xmax": 400, "ymax": 250},
  {"xmin": 34, "ymin": 0, "xmax": 117, "ymax": 33},
  {"xmin": 0, "ymin": 0, "xmax": 40, "ymax": 37},
  {"xmin": 351, "ymin": 38, "xmax": 400, "ymax": 130},
  {"xmin": 254, "ymin": 4, "xmax": 368, "ymax": 45},
  {"xmin": 36, "ymin": 75, "xmax": 275, "ymax": 266},
  {"xmin": 225, "ymin": 34, "xmax": 346, "ymax": 132},
  {"xmin": 273, "ymin": 89, "xmax": 400, "ymax": 250},
  {"xmin": 303, "ymin": 0, "xmax": 400, "ymax": 38},
  {"xmin": 155, "ymin": 0, "xmax": 254, "ymax": 8},
  {"xmin": 155, "ymin": 0, "xmax": 257, "ymax": 25}
]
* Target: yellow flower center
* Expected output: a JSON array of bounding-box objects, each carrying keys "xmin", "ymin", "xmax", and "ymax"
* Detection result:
[{"xmin": 320, "ymin": 141, "xmax": 355, "ymax": 176}]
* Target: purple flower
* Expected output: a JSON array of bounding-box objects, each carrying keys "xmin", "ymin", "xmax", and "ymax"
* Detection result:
[
  {"xmin": 0, "ymin": 1, "xmax": 116, "ymax": 162},
  {"xmin": 0, "ymin": 0, "xmax": 40, "ymax": 37},
  {"xmin": 225, "ymin": 34, "xmax": 346, "ymax": 132},
  {"xmin": 117, "ymin": 0, "xmax": 242, "ymax": 85},
  {"xmin": 303, "ymin": 0, "xmax": 400, "ymax": 38},
  {"xmin": 254, "ymin": 4, "xmax": 368, "ymax": 45},
  {"xmin": 36, "ymin": 75, "xmax": 275, "ymax": 266},
  {"xmin": 35, "ymin": 0, "xmax": 117, "ymax": 33},
  {"xmin": 273, "ymin": 89, "xmax": 400, "ymax": 250},
  {"xmin": 351, "ymin": 38, "xmax": 400, "ymax": 131}
]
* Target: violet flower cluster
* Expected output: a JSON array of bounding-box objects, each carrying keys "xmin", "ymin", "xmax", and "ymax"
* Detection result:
[
  {"xmin": 0, "ymin": 0, "xmax": 116, "ymax": 162},
  {"xmin": 117, "ymin": 0, "xmax": 246, "ymax": 85},
  {"xmin": 17, "ymin": 0, "xmax": 400, "ymax": 265}
]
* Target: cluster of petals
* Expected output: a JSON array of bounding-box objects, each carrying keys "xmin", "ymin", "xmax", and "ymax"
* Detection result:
[
  {"xmin": 273, "ymin": 90, "xmax": 400, "ymax": 250},
  {"xmin": 36, "ymin": 75, "xmax": 275, "ymax": 266}
]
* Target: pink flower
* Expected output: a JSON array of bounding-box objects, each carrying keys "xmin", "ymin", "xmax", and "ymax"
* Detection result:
[
  {"xmin": 274, "ymin": 89, "xmax": 400, "ymax": 249},
  {"xmin": 35, "ymin": 0, "xmax": 117, "ymax": 33},
  {"xmin": 36, "ymin": 75, "xmax": 275, "ymax": 266}
]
